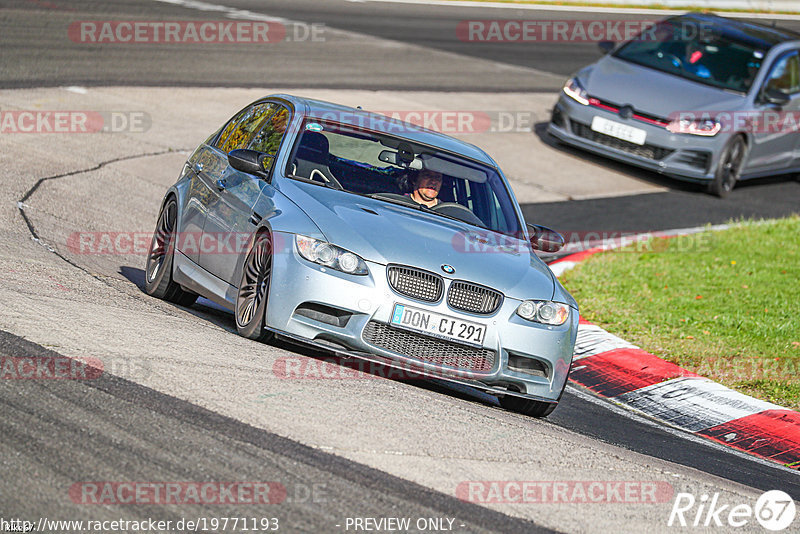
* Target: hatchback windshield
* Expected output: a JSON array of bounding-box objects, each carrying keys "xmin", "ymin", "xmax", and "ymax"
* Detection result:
[
  {"xmin": 614, "ymin": 19, "xmax": 768, "ymax": 93},
  {"xmin": 285, "ymin": 119, "xmax": 522, "ymax": 237}
]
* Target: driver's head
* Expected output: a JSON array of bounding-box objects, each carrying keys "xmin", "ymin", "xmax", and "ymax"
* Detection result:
[{"xmin": 414, "ymin": 169, "xmax": 442, "ymax": 200}]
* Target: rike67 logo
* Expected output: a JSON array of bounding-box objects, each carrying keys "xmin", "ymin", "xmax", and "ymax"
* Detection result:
[{"xmin": 668, "ymin": 490, "xmax": 796, "ymax": 531}]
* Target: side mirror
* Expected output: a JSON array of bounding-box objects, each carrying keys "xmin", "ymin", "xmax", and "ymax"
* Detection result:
[
  {"xmin": 598, "ymin": 41, "xmax": 615, "ymax": 54},
  {"xmin": 764, "ymin": 89, "xmax": 791, "ymax": 106},
  {"xmin": 527, "ymin": 223, "xmax": 565, "ymax": 253},
  {"xmin": 228, "ymin": 149, "xmax": 274, "ymax": 178}
]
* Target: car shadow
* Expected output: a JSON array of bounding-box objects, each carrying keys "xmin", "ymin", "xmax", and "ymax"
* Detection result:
[
  {"xmin": 533, "ymin": 121, "xmax": 799, "ymax": 194},
  {"xmin": 121, "ymin": 265, "xmax": 501, "ymax": 410}
]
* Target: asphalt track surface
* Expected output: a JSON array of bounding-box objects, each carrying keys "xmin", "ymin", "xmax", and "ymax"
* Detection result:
[
  {"xmin": 0, "ymin": 329, "xmax": 547, "ymax": 533},
  {"xmin": 2, "ymin": 0, "xmax": 800, "ymax": 531}
]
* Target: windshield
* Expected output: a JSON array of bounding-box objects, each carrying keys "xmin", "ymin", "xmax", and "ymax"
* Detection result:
[
  {"xmin": 285, "ymin": 119, "xmax": 522, "ymax": 237},
  {"xmin": 613, "ymin": 19, "xmax": 767, "ymax": 93}
]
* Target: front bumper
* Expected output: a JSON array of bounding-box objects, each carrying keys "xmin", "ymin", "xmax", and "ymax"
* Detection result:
[
  {"xmin": 548, "ymin": 94, "xmax": 730, "ymax": 183},
  {"xmin": 266, "ymin": 232, "xmax": 578, "ymax": 403}
]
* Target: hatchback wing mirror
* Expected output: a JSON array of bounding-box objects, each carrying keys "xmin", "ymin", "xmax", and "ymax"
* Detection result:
[{"xmin": 764, "ymin": 89, "xmax": 791, "ymax": 106}]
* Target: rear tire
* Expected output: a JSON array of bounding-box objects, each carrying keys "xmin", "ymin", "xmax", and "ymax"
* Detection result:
[
  {"xmin": 235, "ymin": 232, "xmax": 274, "ymax": 342},
  {"xmin": 707, "ymin": 136, "xmax": 747, "ymax": 198},
  {"xmin": 144, "ymin": 197, "xmax": 197, "ymax": 307}
]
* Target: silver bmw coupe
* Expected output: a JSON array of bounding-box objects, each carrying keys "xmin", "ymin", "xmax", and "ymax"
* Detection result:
[{"xmin": 145, "ymin": 94, "xmax": 578, "ymax": 417}]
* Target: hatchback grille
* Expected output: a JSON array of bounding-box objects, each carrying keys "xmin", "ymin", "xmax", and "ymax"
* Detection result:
[
  {"xmin": 387, "ymin": 265, "xmax": 443, "ymax": 302},
  {"xmin": 362, "ymin": 321, "xmax": 495, "ymax": 372},
  {"xmin": 570, "ymin": 120, "xmax": 674, "ymax": 161},
  {"xmin": 448, "ymin": 281, "xmax": 503, "ymax": 315}
]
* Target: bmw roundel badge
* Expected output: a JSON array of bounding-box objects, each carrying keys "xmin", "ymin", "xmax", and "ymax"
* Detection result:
[{"xmin": 441, "ymin": 264, "xmax": 455, "ymax": 274}]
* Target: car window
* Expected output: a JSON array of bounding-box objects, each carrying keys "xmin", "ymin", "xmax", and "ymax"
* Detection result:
[
  {"xmin": 214, "ymin": 108, "xmax": 247, "ymax": 150},
  {"xmin": 247, "ymin": 106, "xmax": 290, "ymax": 155},
  {"xmin": 764, "ymin": 51, "xmax": 800, "ymax": 94},
  {"xmin": 218, "ymin": 103, "xmax": 276, "ymax": 153},
  {"xmin": 285, "ymin": 119, "xmax": 522, "ymax": 237},
  {"xmin": 613, "ymin": 19, "xmax": 767, "ymax": 93}
]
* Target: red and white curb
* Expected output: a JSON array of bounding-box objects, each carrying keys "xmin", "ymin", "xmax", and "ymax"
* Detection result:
[{"xmin": 548, "ymin": 230, "xmax": 800, "ymax": 471}]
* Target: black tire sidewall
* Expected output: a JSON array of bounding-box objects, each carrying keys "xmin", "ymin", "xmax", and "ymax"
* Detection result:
[
  {"xmin": 144, "ymin": 199, "xmax": 177, "ymax": 297},
  {"xmin": 709, "ymin": 136, "xmax": 746, "ymax": 198},
  {"xmin": 235, "ymin": 233, "xmax": 273, "ymax": 341}
]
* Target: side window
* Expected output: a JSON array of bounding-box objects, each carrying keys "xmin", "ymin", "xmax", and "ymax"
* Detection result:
[
  {"xmin": 764, "ymin": 51, "xmax": 800, "ymax": 95},
  {"xmin": 218, "ymin": 103, "xmax": 276, "ymax": 153},
  {"xmin": 214, "ymin": 108, "xmax": 247, "ymax": 149},
  {"xmin": 247, "ymin": 106, "xmax": 290, "ymax": 156}
]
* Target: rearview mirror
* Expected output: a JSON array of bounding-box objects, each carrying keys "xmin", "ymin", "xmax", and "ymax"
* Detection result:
[
  {"xmin": 764, "ymin": 89, "xmax": 791, "ymax": 106},
  {"xmin": 598, "ymin": 41, "xmax": 615, "ymax": 54},
  {"xmin": 378, "ymin": 150, "xmax": 422, "ymax": 169},
  {"xmin": 527, "ymin": 224, "xmax": 565, "ymax": 253},
  {"xmin": 228, "ymin": 149, "xmax": 274, "ymax": 178}
]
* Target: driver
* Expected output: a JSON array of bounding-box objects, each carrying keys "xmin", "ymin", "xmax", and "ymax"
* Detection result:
[{"xmin": 406, "ymin": 169, "xmax": 443, "ymax": 208}]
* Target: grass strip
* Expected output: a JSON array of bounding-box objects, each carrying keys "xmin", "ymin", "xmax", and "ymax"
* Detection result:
[{"xmin": 561, "ymin": 216, "xmax": 800, "ymax": 409}]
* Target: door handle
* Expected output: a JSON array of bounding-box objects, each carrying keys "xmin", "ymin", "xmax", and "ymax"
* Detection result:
[
  {"xmin": 193, "ymin": 162, "xmax": 204, "ymax": 173},
  {"xmin": 216, "ymin": 179, "xmax": 228, "ymax": 190}
]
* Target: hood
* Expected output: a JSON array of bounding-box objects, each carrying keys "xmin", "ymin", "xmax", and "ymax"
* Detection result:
[
  {"xmin": 580, "ymin": 55, "xmax": 747, "ymax": 118},
  {"xmin": 279, "ymin": 180, "xmax": 556, "ymax": 301}
]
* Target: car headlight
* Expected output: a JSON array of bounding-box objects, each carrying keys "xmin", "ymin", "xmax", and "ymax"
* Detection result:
[
  {"xmin": 516, "ymin": 300, "xmax": 570, "ymax": 326},
  {"xmin": 563, "ymin": 77, "xmax": 589, "ymax": 106},
  {"xmin": 295, "ymin": 235, "xmax": 369, "ymax": 275},
  {"xmin": 666, "ymin": 118, "xmax": 721, "ymax": 136}
]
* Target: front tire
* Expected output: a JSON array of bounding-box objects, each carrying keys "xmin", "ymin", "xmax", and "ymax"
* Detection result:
[
  {"xmin": 500, "ymin": 395, "xmax": 558, "ymax": 418},
  {"xmin": 500, "ymin": 376, "xmax": 568, "ymax": 418},
  {"xmin": 144, "ymin": 197, "xmax": 197, "ymax": 306},
  {"xmin": 708, "ymin": 136, "xmax": 747, "ymax": 198},
  {"xmin": 235, "ymin": 232, "xmax": 274, "ymax": 342}
]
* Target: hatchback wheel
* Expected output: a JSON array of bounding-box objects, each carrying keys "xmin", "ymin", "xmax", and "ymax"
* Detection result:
[
  {"xmin": 144, "ymin": 197, "xmax": 197, "ymax": 306},
  {"xmin": 708, "ymin": 136, "xmax": 746, "ymax": 198},
  {"xmin": 235, "ymin": 232, "xmax": 274, "ymax": 342}
]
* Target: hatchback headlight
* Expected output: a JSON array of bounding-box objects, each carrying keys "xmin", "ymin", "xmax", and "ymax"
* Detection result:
[
  {"xmin": 516, "ymin": 300, "xmax": 570, "ymax": 326},
  {"xmin": 295, "ymin": 235, "xmax": 368, "ymax": 275},
  {"xmin": 666, "ymin": 118, "xmax": 721, "ymax": 136},
  {"xmin": 563, "ymin": 77, "xmax": 590, "ymax": 106}
]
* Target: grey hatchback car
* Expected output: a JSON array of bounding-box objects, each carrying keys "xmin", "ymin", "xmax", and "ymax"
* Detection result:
[
  {"xmin": 548, "ymin": 13, "xmax": 800, "ymax": 197},
  {"xmin": 145, "ymin": 94, "xmax": 578, "ymax": 417}
]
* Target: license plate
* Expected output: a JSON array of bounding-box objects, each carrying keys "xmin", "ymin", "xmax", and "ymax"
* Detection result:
[
  {"xmin": 591, "ymin": 116, "xmax": 647, "ymax": 146},
  {"xmin": 390, "ymin": 304, "xmax": 486, "ymax": 347}
]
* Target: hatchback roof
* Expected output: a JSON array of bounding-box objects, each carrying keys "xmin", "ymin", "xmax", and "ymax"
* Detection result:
[{"xmin": 671, "ymin": 12, "xmax": 800, "ymax": 49}]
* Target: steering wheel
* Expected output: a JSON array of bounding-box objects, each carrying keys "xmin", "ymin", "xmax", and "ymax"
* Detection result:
[
  {"xmin": 657, "ymin": 51, "xmax": 683, "ymax": 70},
  {"xmin": 431, "ymin": 202, "xmax": 485, "ymax": 227}
]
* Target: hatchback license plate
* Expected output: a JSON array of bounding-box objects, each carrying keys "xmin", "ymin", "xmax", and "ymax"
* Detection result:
[
  {"xmin": 390, "ymin": 304, "xmax": 486, "ymax": 346},
  {"xmin": 591, "ymin": 116, "xmax": 647, "ymax": 146}
]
